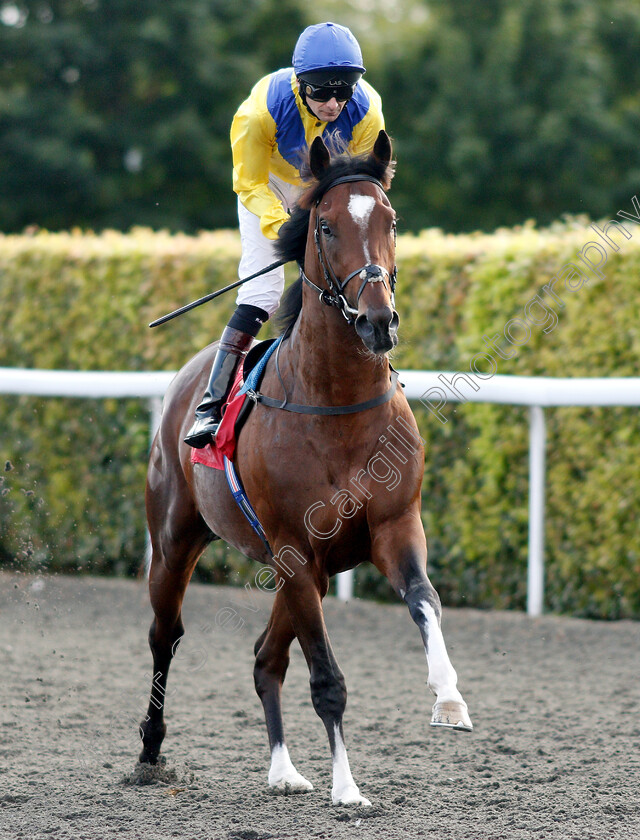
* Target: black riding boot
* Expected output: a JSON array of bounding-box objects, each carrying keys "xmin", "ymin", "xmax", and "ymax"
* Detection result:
[
  {"xmin": 184, "ymin": 326, "xmax": 255, "ymax": 449},
  {"xmin": 184, "ymin": 304, "xmax": 268, "ymax": 449}
]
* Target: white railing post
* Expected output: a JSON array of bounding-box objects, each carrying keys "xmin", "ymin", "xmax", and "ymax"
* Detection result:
[
  {"xmin": 145, "ymin": 396, "xmax": 164, "ymax": 575},
  {"xmin": 336, "ymin": 570, "xmax": 354, "ymax": 602},
  {"xmin": 527, "ymin": 405, "xmax": 546, "ymax": 616},
  {"xmin": 149, "ymin": 396, "xmax": 163, "ymax": 444}
]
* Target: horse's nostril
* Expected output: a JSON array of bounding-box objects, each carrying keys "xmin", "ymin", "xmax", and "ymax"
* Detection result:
[
  {"xmin": 355, "ymin": 314, "xmax": 374, "ymax": 342},
  {"xmin": 369, "ymin": 306, "xmax": 395, "ymax": 331}
]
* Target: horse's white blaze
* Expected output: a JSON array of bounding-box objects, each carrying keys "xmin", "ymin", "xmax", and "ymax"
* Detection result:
[
  {"xmin": 268, "ymin": 743, "xmax": 313, "ymax": 792},
  {"xmin": 348, "ymin": 193, "xmax": 375, "ymax": 263},
  {"xmin": 331, "ymin": 724, "xmax": 371, "ymax": 807},
  {"xmin": 418, "ymin": 600, "xmax": 465, "ymax": 704}
]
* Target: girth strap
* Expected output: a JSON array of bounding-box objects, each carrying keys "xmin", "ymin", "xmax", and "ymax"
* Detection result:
[
  {"xmin": 224, "ymin": 456, "xmax": 274, "ymax": 558},
  {"xmin": 246, "ymin": 370, "xmax": 400, "ymax": 416}
]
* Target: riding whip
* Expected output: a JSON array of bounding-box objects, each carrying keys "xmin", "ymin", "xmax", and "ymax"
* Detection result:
[{"xmin": 148, "ymin": 258, "xmax": 289, "ymax": 328}]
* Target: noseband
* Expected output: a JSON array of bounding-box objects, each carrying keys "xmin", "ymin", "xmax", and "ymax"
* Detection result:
[{"xmin": 300, "ymin": 174, "xmax": 398, "ymax": 325}]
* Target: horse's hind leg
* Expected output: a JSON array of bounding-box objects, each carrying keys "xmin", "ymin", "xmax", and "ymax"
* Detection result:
[
  {"xmin": 372, "ymin": 515, "xmax": 473, "ymax": 732},
  {"xmin": 138, "ymin": 487, "xmax": 212, "ymax": 764},
  {"xmin": 253, "ymin": 589, "xmax": 313, "ymax": 793}
]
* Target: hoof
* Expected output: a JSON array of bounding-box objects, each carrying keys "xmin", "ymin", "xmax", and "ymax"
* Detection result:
[
  {"xmin": 138, "ymin": 748, "xmax": 160, "ymax": 765},
  {"xmin": 268, "ymin": 745, "xmax": 313, "ymax": 794},
  {"xmin": 332, "ymin": 785, "xmax": 372, "ymax": 807},
  {"xmin": 139, "ymin": 719, "xmax": 166, "ymax": 764},
  {"xmin": 269, "ymin": 772, "xmax": 314, "ymax": 795},
  {"xmin": 430, "ymin": 700, "xmax": 473, "ymax": 732}
]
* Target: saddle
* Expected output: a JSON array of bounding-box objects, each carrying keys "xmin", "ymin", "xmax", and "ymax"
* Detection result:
[{"xmin": 190, "ymin": 338, "xmax": 280, "ymax": 471}]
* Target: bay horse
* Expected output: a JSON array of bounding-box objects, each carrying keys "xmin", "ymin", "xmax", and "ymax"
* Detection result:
[{"xmin": 140, "ymin": 130, "xmax": 472, "ymax": 807}]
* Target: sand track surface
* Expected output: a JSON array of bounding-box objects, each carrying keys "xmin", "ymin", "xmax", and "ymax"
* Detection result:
[{"xmin": 1, "ymin": 572, "xmax": 639, "ymax": 839}]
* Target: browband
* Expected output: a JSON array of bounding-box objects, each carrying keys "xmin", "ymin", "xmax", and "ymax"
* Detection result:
[{"xmin": 314, "ymin": 174, "xmax": 385, "ymax": 206}]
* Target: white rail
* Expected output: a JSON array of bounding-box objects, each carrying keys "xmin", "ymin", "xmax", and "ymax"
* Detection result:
[{"xmin": 2, "ymin": 367, "xmax": 639, "ymax": 615}]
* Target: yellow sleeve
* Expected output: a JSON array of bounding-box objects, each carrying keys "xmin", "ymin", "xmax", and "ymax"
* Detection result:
[
  {"xmin": 350, "ymin": 80, "xmax": 385, "ymax": 155},
  {"xmin": 230, "ymin": 86, "xmax": 290, "ymax": 241}
]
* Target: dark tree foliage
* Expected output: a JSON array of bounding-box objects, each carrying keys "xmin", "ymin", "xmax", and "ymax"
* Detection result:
[
  {"xmin": 0, "ymin": 0, "xmax": 305, "ymax": 231},
  {"xmin": 1, "ymin": 0, "xmax": 639, "ymax": 233},
  {"xmin": 378, "ymin": 0, "xmax": 640, "ymax": 231}
]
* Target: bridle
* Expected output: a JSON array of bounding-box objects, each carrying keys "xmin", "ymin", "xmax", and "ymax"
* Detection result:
[
  {"xmin": 244, "ymin": 172, "xmax": 402, "ymax": 416},
  {"xmin": 299, "ymin": 174, "xmax": 398, "ymax": 325}
]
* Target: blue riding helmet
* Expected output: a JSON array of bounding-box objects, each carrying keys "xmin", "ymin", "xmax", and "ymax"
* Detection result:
[{"xmin": 292, "ymin": 22, "xmax": 366, "ymax": 77}]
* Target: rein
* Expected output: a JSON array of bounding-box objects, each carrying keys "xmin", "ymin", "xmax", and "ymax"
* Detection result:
[{"xmin": 299, "ymin": 174, "xmax": 398, "ymax": 325}]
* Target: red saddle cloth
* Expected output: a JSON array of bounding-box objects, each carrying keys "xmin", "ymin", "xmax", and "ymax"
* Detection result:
[{"xmin": 189, "ymin": 366, "xmax": 247, "ymax": 471}]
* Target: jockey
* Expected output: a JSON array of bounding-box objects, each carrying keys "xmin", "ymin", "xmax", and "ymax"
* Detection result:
[{"xmin": 184, "ymin": 21, "xmax": 385, "ymax": 448}]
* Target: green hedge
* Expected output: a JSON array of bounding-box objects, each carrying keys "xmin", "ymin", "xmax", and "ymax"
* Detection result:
[{"xmin": 1, "ymin": 222, "xmax": 638, "ymax": 618}]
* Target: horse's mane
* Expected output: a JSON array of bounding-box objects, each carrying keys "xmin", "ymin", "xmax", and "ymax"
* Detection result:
[{"xmin": 274, "ymin": 148, "xmax": 395, "ymax": 335}]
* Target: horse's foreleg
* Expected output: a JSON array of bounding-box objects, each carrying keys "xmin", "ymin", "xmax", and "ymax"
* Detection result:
[
  {"xmin": 253, "ymin": 589, "xmax": 313, "ymax": 793},
  {"xmin": 407, "ymin": 580, "xmax": 473, "ymax": 731},
  {"xmin": 372, "ymin": 515, "xmax": 473, "ymax": 732},
  {"xmin": 281, "ymin": 569, "xmax": 371, "ymax": 807}
]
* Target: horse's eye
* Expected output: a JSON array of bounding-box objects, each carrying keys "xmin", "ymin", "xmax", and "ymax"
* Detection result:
[{"xmin": 320, "ymin": 220, "xmax": 332, "ymax": 237}]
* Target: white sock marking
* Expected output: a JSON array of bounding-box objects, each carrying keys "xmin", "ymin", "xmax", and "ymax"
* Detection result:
[
  {"xmin": 331, "ymin": 724, "xmax": 371, "ymax": 806},
  {"xmin": 419, "ymin": 600, "xmax": 464, "ymax": 704},
  {"xmin": 268, "ymin": 743, "xmax": 313, "ymax": 792}
]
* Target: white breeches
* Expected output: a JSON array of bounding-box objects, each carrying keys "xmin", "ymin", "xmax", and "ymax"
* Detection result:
[{"xmin": 236, "ymin": 175, "xmax": 302, "ymax": 318}]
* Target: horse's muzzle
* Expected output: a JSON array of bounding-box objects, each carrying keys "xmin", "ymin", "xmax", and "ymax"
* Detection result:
[{"xmin": 355, "ymin": 306, "xmax": 400, "ymax": 354}]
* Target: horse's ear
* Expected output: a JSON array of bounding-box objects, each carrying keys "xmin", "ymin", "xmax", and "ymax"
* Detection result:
[
  {"xmin": 310, "ymin": 136, "xmax": 331, "ymax": 179},
  {"xmin": 372, "ymin": 130, "xmax": 392, "ymax": 168}
]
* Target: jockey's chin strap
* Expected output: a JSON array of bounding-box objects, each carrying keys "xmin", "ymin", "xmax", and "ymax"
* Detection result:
[{"xmin": 299, "ymin": 174, "xmax": 398, "ymax": 325}]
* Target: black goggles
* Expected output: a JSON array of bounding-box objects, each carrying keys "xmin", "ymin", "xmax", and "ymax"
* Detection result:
[{"xmin": 302, "ymin": 81, "xmax": 355, "ymax": 103}]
